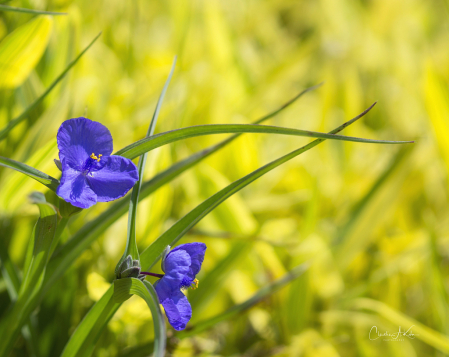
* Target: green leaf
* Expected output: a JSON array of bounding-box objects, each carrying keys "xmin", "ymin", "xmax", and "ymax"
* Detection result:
[
  {"xmin": 0, "ymin": 4, "xmax": 67, "ymax": 15},
  {"xmin": 118, "ymin": 56, "xmax": 177, "ymax": 270},
  {"xmin": 0, "ymin": 155, "xmax": 59, "ymax": 191},
  {"xmin": 0, "ymin": 228, "xmax": 40, "ymax": 357},
  {"xmin": 19, "ymin": 192, "xmax": 57, "ymax": 297},
  {"xmin": 60, "ymin": 286, "xmax": 119, "ymax": 357},
  {"xmin": 139, "ymin": 104, "xmax": 381, "ymax": 271},
  {"xmin": 113, "ymin": 279, "xmax": 166, "ymax": 357},
  {"xmin": 0, "ymin": 192, "xmax": 58, "ymax": 357},
  {"xmin": 0, "ymin": 32, "xmax": 101, "ymax": 142},
  {"xmin": 0, "ymin": 16, "xmax": 52, "ymax": 89},
  {"xmin": 115, "ymin": 123, "xmax": 413, "ymax": 160}
]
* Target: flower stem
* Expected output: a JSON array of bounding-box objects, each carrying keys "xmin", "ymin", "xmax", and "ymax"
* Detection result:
[{"xmin": 140, "ymin": 272, "xmax": 164, "ymax": 278}]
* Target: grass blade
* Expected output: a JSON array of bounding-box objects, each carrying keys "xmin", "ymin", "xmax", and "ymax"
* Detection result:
[
  {"xmin": 60, "ymin": 286, "xmax": 119, "ymax": 357},
  {"xmin": 0, "ymin": 32, "xmax": 101, "ymax": 142},
  {"xmin": 0, "ymin": 192, "xmax": 57, "ymax": 357},
  {"xmin": 115, "ymin": 123, "xmax": 413, "ymax": 160},
  {"xmin": 0, "ymin": 155, "xmax": 59, "ymax": 191},
  {"xmin": 0, "ymin": 4, "xmax": 67, "ymax": 15},
  {"xmin": 113, "ymin": 279, "xmax": 166, "ymax": 357},
  {"xmin": 139, "ymin": 103, "xmax": 381, "ymax": 271},
  {"xmin": 118, "ymin": 56, "xmax": 176, "ymax": 267}
]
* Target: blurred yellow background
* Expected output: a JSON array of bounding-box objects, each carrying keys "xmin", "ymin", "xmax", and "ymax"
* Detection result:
[{"xmin": 1, "ymin": 0, "xmax": 449, "ymax": 356}]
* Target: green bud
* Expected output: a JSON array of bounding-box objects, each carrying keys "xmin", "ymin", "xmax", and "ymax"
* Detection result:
[{"xmin": 119, "ymin": 266, "xmax": 141, "ymax": 278}]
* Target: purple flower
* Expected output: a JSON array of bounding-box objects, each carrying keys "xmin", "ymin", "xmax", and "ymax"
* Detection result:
[
  {"xmin": 56, "ymin": 117, "xmax": 138, "ymax": 209},
  {"xmin": 154, "ymin": 243, "xmax": 207, "ymax": 331}
]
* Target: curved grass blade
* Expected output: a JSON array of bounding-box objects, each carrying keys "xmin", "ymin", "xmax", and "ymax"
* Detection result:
[
  {"xmin": 0, "ymin": 192, "xmax": 57, "ymax": 357},
  {"xmin": 45, "ymin": 84, "xmax": 323, "ymax": 295},
  {"xmin": 60, "ymin": 286, "xmax": 119, "ymax": 357},
  {"xmin": 0, "ymin": 32, "xmax": 101, "ymax": 142},
  {"xmin": 113, "ymin": 279, "xmax": 166, "ymax": 357},
  {"xmin": 118, "ymin": 56, "xmax": 177, "ymax": 269},
  {"xmin": 0, "ymin": 4, "xmax": 67, "ymax": 15},
  {"xmin": 50, "ymin": 103, "xmax": 378, "ymax": 357},
  {"xmin": 115, "ymin": 123, "xmax": 413, "ymax": 160},
  {"xmin": 139, "ymin": 104, "xmax": 381, "ymax": 271},
  {"xmin": 0, "ymin": 156, "xmax": 59, "ymax": 191}
]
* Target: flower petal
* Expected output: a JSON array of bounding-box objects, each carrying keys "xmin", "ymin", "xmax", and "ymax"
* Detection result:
[
  {"xmin": 156, "ymin": 286, "xmax": 192, "ymax": 331},
  {"xmin": 170, "ymin": 243, "xmax": 206, "ymax": 281},
  {"xmin": 56, "ymin": 161, "xmax": 97, "ymax": 208},
  {"xmin": 86, "ymin": 156, "xmax": 138, "ymax": 202},
  {"xmin": 162, "ymin": 249, "xmax": 191, "ymax": 288},
  {"xmin": 57, "ymin": 117, "xmax": 113, "ymax": 169}
]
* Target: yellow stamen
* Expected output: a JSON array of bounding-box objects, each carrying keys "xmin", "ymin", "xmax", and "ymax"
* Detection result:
[
  {"xmin": 90, "ymin": 153, "xmax": 102, "ymax": 162},
  {"xmin": 191, "ymin": 278, "xmax": 199, "ymax": 289}
]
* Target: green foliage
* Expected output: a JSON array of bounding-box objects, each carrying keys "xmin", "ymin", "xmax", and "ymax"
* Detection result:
[{"xmin": 0, "ymin": 1, "xmax": 444, "ymax": 357}]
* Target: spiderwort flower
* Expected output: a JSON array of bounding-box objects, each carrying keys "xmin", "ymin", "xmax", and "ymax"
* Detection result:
[
  {"xmin": 56, "ymin": 117, "xmax": 139, "ymax": 209},
  {"xmin": 141, "ymin": 243, "xmax": 207, "ymax": 331}
]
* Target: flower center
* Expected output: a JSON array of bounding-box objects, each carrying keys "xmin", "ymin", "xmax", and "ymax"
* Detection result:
[
  {"xmin": 180, "ymin": 277, "xmax": 199, "ymax": 290},
  {"xmin": 81, "ymin": 153, "xmax": 103, "ymax": 175},
  {"xmin": 90, "ymin": 153, "xmax": 102, "ymax": 162}
]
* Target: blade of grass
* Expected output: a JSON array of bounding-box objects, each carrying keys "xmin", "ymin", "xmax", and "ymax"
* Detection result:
[
  {"xmin": 0, "ymin": 4, "xmax": 67, "ymax": 15},
  {"xmin": 0, "ymin": 192, "xmax": 58, "ymax": 357},
  {"xmin": 60, "ymin": 286, "xmax": 119, "ymax": 357},
  {"xmin": 0, "ymin": 32, "xmax": 101, "ymax": 142},
  {"xmin": 139, "ymin": 103, "xmax": 381, "ymax": 271},
  {"xmin": 0, "ymin": 155, "xmax": 59, "ymax": 191},
  {"xmin": 115, "ymin": 123, "xmax": 412, "ymax": 160},
  {"xmin": 118, "ymin": 56, "xmax": 176, "ymax": 268},
  {"xmin": 114, "ymin": 279, "xmax": 166, "ymax": 357}
]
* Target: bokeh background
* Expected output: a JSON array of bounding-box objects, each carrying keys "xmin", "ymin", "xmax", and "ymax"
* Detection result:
[{"xmin": 1, "ymin": 0, "xmax": 449, "ymax": 356}]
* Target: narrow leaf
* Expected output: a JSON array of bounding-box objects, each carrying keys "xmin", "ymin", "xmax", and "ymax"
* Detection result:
[
  {"xmin": 60, "ymin": 286, "xmax": 119, "ymax": 357},
  {"xmin": 119, "ymin": 56, "xmax": 177, "ymax": 268},
  {"xmin": 0, "ymin": 155, "xmax": 59, "ymax": 191},
  {"xmin": 113, "ymin": 279, "xmax": 166, "ymax": 357},
  {"xmin": 0, "ymin": 192, "xmax": 57, "ymax": 357},
  {"xmin": 139, "ymin": 104, "xmax": 381, "ymax": 271},
  {"xmin": 115, "ymin": 123, "xmax": 413, "ymax": 160}
]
